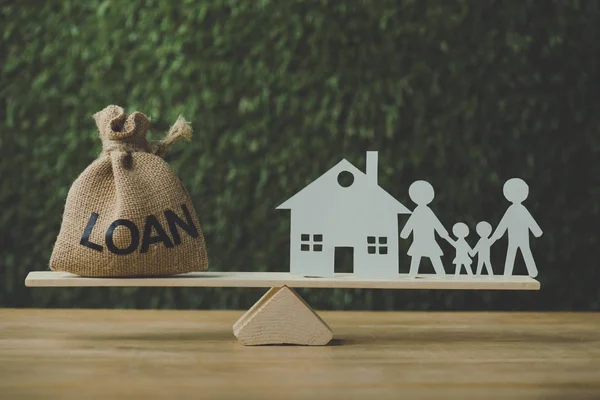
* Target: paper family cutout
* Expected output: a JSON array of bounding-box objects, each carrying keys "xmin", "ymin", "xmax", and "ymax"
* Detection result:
[{"xmin": 278, "ymin": 152, "xmax": 542, "ymax": 279}]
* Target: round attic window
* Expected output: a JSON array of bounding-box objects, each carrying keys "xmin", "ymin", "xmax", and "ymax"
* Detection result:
[{"xmin": 337, "ymin": 171, "xmax": 354, "ymax": 188}]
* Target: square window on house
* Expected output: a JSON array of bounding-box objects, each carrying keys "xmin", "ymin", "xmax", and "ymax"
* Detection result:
[
  {"xmin": 301, "ymin": 234, "xmax": 310, "ymax": 241},
  {"xmin": 379, "ymin": 237, "xmax": 387, "ymax": 244},
  {"xmin": 367, "ymin": 246, "xmax": 376, "ymax": 254},
  {"xmin": 379, "ymin": 246, "xmax": 388, "ymax": 255},
  {"xmin": 301, "ymin": 244, "xmax": 310, "ymax": 251},
  {"xmin": 313, "ymin": 244, "xmax": 323, "ymax": 252},
  {"xmin": 313, "ymin": 234, "xmax": 323, "ymax": 242},
  {"xmin": 367, "ymin": 236, "xmax": 376, "ymax": 244}
]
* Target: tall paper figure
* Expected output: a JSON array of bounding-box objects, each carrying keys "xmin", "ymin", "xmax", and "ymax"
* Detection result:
[
  {"xmin": 490, "ymin": 178, "xmax": 542, "ymax": 277},
  {"xmin": 400, "ymin": 180, "xmax": 452, "ymax": 278}
]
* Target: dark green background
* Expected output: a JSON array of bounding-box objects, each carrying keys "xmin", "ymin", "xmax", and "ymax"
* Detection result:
[{"xmin": 1, "ymin": 0, "xmax": 598, "ymax": 310}]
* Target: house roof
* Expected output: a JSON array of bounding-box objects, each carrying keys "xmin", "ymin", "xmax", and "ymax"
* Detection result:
[{"xmin": 276, "ymin": 159, "xmax": 411, "ymax": 214}]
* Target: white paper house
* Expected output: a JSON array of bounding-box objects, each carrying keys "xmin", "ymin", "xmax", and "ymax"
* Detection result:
[{"xmin": 277, "ymin": 151, "xmax": 411, "ymax": 278}]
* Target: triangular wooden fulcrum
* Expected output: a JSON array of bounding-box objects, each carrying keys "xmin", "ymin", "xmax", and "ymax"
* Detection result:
[{"xmin": 233, "ymin": 286, "xmax": 333, "ymax": 346}]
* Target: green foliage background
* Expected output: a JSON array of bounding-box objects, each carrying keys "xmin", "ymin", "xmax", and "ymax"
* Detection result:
[{"xmin": 1, "ymin": 0, "xmax": 598, "ymax": 310}]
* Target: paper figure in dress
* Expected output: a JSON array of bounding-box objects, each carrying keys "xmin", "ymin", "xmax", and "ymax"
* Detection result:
[
  {"xmin": 400, "ymin": 180, "xmax": 452, "ymax": 278},
  {"xmin": 451, "ymin": 222, "xmax": 473, "ymax": 275},
  {"xmin": 469, "ymin": 221, "xmax": 494, "ymax": 275},
  {"xmin": 490, "ymin": 178, "xmax": 542, "ymax": 277}
]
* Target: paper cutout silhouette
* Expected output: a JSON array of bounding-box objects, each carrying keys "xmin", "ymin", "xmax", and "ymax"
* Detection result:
[
  {"xmin": 278, "ymin": 150, "xmax": 542, "ymax": 280},
  {"xmin": 490, "ymin": 178, "xmax": 542, "ymax": 277},
  {"xmin": 451, "ymin": 222, "xmax": 473, "ymax": 275},
  {"xmin": 277, "ymin": 151, "xmax": 411, "ymax": 278},
  {"xmin": 400, "ymin": 180, "xmax": 451, "ymax": 278},
  {"xmin": 470, "ymin": 221, "xmax": 494, "ymax": 275}
]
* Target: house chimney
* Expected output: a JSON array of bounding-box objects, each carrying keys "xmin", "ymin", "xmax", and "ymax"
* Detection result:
[{"xmin": 366, "ymin": 151, "xmax": 378, "ymax": 185}]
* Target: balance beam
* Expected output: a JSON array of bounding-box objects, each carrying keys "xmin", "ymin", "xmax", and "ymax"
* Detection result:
[
  {"xmin": 25, "ymin": 271, "xmax": 540, "ymax": 346},
  {"xmin": 25, "ymin": 271, "xmax": 539, "ymax": 290}
]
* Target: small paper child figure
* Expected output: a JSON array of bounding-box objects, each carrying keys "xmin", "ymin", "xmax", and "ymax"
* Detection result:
[
  {"xmin": 469, "ymin": 221, "xmax": 494, "ymax": 275},
  {"xmin": 451, "ymin": 222, "xmax": 473, "ymax": 275}
]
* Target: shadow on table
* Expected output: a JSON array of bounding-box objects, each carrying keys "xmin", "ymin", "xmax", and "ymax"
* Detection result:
[
  {"xmin": 335, "ymin": 330, "xmax": 596, "ymax": 346},
  {"xmin": 71, "ymin": 329, "xmax": 592, "ymax": 346},
  {"xmin": 78, "ymin": 331, "xmax": 232, "ymax": 342}
]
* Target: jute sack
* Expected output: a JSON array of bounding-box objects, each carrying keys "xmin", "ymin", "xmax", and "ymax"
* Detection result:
[{"xmin": 50, "ymin": 105, "xmax": 208, "ymax": 277}]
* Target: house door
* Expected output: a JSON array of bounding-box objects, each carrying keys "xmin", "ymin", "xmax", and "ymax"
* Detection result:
[{"xmin": 334, "ymin": 247, "xmax": 354, "ymax": 273}]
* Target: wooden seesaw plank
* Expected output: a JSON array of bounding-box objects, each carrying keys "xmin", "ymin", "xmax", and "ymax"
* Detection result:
[{"xmin": 25, "ymin": 271, "xmax": 540, "ymax": 290}]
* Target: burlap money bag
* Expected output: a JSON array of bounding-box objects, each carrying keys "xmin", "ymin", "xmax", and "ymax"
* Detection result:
[{"xmin": 50, "ymin": 105, "xmax": 208, "ymax": 277}]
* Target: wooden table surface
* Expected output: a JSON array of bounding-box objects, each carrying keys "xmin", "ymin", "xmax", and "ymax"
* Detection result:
[{"xmin": 1, "ymin": 310, "xmax": 599, "ymax": 399}]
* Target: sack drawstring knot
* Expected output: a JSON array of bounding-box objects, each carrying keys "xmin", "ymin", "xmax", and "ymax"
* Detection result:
[{"xmin": 93, "ymin": 105, "xmax": 192, "ymax": 158}]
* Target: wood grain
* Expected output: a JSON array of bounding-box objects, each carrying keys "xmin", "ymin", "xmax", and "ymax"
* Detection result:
[
  {"xmin": 25, "ymin": 271, "xmax": 540, "ymax": 290},
  {"xmin": 233, "ymin": 286, "xmax": 333, "ymax": 345},
  {"xmin": 1, "ymin": 310, "xmax": 599, "ymax": 399}
]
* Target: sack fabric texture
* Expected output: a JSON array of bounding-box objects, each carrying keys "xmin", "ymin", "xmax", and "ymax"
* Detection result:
[{"xmin": 50, "ymin": 105, "xmax": 208, "ymax": 277}]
